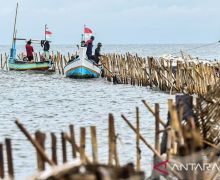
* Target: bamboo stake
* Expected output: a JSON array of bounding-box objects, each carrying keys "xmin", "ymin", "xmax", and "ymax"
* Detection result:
[
  {"xmin": 0, "ymin": 144, "xmax": 4, "ymax": 179},
  {"xmin": 108, "ymin": 113, "xmax": 119, "ymax": 166},
  {"xmin": 136, "ymin": 107, "xmax": 141, "ymax": 171},
  {"xmin": 108, "ymin": 114, "xmax": 114, "ymax": 165},
  {"xmin": 51, "ymin": 133, "xmax": 57, "ymax": 165},
  {"xmin": 90, "ymin": 126, "xmax": 98, "ymax": 163},
  {"xmin": 121, "ymin": 114, "xmax": 181, "ymax": 178},
  {"xmin": 35, "ymin": 131, "xmax": 46, "ymax": 171},
  {"xmin": 155, "ymin": 103, "xmax": 160, "ymax": 154},
  {"xmin": 69, "ymin": 125, "xmax": 76, "ymax": 158},
  {"xmin": 65, "ymin": 134, "xmax": 91, "ymax": 163},
  {"xmin": 61, "ymin": 132, "xmax": 67, "ymax": 163},
  {"xmin": 5, "ymin": 138, "xmax": 14, "ymax": 177},
  {"xmin": 142, "ymin": 100, "xmax": 166, "ymax": 127},
  {"xmin": 0, "ymin": 54, "xmax": 2, "ymax": 69},
  {"xmin": 80, "ymin": 127, "xmax": 86, "ymax": 163},
  {"xmin": 15, "ymin": 119, "xmax": 55, "ymax": 166}
]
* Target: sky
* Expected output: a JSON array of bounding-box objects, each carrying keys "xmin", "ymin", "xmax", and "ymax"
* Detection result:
[{"xmin": 1, "ymin": 0, "xmax": 220, "ymax": 44}]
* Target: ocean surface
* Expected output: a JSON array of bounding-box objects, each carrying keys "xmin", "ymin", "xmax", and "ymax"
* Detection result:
[{"xmin": 0, "ymin": 44, "xmax": 219, "ymax": 179}]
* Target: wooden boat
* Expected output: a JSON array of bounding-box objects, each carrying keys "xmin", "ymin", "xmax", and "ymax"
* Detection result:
[
  {"xmin": 9, "ymin": 43, "xmax": 52, "ymax": 71},
  {"xmin": 64, "ymin": 47, "xmax": 101, "ymax": 78},
  {"xmin": 8, "ymin": 3, "xmax": 52, "ymax": 71}
]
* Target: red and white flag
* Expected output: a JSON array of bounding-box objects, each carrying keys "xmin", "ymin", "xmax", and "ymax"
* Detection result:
[
  {"xmin": 84, "ymin": 27, "xmax": 92, "ymax": 34},
  {"xmin": 45, "ymin": 27, "xmax": 53, "ymax": 39},
  {"xmin": 84, "ymin": 26, "xmax": 93, "ymax": 41}
]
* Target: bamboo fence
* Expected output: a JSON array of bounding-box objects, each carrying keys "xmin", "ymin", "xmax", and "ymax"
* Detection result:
[
  {"xmin": 0, "ymin": 80, "xmax": 219, "ymax": 179},
  {"xmin": 1, "ymin": 51, "xmax": 219, "ymax": 95}
]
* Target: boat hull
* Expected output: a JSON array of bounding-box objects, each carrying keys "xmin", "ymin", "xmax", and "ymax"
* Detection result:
[
  {"xmin": 8, "ymin": 61, "xmax": 52, "ymax": 71},
  {"xmin": 64, "ymin": 47, "xmax": 101, "ymax": 79},
  {"xmin": 66, "ymin": 66, "xmax": 100, "ymax": 78}
]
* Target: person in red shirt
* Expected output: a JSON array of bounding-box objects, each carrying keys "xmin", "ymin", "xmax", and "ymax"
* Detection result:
[
  {"xmin": 85, "ymin": 36, "xmax": 95, "ymax": 59},
  {"xmin": 25, "ymin": 40, "xmax": 34, "ymax": 61}
]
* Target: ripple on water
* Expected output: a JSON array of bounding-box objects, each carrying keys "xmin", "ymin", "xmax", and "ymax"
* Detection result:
[{"xmin": 0, "ymin": 70, "xmax": 174, "ymax": 179}]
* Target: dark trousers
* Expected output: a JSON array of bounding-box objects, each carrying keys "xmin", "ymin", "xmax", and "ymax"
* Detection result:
[{"xmin": 27, "ymin": 56, "xmax": 33, "ymax": 61}]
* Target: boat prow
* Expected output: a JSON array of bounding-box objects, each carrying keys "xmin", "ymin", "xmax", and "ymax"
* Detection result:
[{"xmin": 64, "ymin": 47, "xmax": 101, "ymax": 78}]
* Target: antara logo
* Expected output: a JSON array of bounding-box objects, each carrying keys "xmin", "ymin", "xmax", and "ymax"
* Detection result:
[{"xmin": 153, "ymin": 160, "xmax": 169, "ymax": 175}]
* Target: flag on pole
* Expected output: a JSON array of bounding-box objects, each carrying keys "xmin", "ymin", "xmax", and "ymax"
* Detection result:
[
  {"xmin": 45, "ymin": 26, "xmax": 53, "ymax": 39},
  {"xmin": 84, "ymin": 27, "xmax": 92, "ymax": 34},
  {"xmin": 84, "ymin": 26, "xmax": 93, "ymax": 41}
]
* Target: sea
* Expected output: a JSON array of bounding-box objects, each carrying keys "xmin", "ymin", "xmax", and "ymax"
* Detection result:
[{"xmin": 0, "ymin": 44, "xmax": 219, "ymax": 179}]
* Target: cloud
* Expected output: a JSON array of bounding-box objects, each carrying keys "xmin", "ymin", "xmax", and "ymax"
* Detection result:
[{"xmin": 0, "ymin": 0, "xmax": 220, "ymax": 44}]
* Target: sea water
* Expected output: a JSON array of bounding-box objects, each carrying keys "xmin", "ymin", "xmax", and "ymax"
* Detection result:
[{"xmin": 0, "ymin": 44, "xmax": 219, "ymax": 179}]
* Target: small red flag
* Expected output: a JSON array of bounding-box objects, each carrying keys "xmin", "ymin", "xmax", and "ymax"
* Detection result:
[
  {"xmin": 45, "ymin": 31, "xmax": 52, "ymax": 35},
  {"xmin": 84, "ymin": 27, "xmax": 92, "ymax": 34}
]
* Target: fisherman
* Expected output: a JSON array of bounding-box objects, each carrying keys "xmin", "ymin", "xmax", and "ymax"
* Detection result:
[
  {"xmin": 41, "ymin": 40, "xmax": 50, "ymax": 61},
  {"xmin": 25, "ymin": 40, "xmax": 34, "ymax": 61},
  {"xmin": 93, "ymin": 42, "xmax": 102, "ymax": 64},
  {"xmin": 41, "ymin": 40, "xmax": 50, "ymax": 52},
  {"xmin": 85, "ymin": 36, "xmax": 95, "ymax": 59},
  {"xmin": 80, "ymin": 40, "xmax": 86, "ymax": 47}
]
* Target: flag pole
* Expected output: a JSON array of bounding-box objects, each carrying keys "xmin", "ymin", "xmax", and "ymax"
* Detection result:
[
  {"xmin": 45, "ymin": 24, "xmax": 47, "ymax": 41},
  {"xmin": 83, "ymin": 24, "xmax": 86, "ymax": 41}
]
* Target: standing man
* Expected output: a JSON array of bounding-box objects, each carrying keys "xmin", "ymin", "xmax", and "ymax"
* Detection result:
[
  {"xmin": 85, "ymin": 36, "xmax": 95, "ymax": 59},
  {"xmin": 41, "ymin": 40, "xmax": 50, "ymax": 61},
  {"xmin": 94, "ymin": 42, "xmax": 102, "ymax": 64},
  {"xmin": 25, "ymin": 40, "xmax": 34, "ymax": 61}
]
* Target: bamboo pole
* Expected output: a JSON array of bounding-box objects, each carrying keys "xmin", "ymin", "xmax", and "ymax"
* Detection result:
[
  {"xmin": 65, "ymin": 134, "xmax": 91, "ymax": 163},
  {"xmin": 121, "ymin": 114, "xmax": 162, "ymax": 159},
  {"xmin": 142, "ymin": 100, "xmax": 166, "ymax": 127},
  {"xmin": 80, "ymin": 127, "xmax": 86, "ymax": 163},
  {"xmin": 0, "ymin": 144, "xmax": 4, "ymax": 179},
  {"xmin": 61, "ymin": 132, "xmax": 67, "ymax": 163},
  {"xmin": 136, "ymin": 107, "xmax": 141, "ymax": 171},
  {"xmin": 108, "ymin": 114, "xmax": 114, "ymax": 165},
  {"xmin": 90, "ymin": 126, "xmax": 98, "ymax": 163},
  {"xmin": 155, "ymin": 103, "xmax": 160, "ymax": 154},
  {"xmin": 60, "ymin": 55, "xmax": 64, "ymax": 75},
  {"xmin": 0, "ymin": 54, "xmax": 2, "ymax": 69},
  {"xmin": 69, "ymin": 125, "xmax": 77, "ymax": 158},
  {"xmin": 5, "ymin": 138, "xmax": 14, "ymax": 177},
  {"xmin": 35, "ymin": 131, "xmax": 46, "ymax": 171},
  {"xmin": 15, "ymin": 119, "xmax": 55, "ymax": 166},
  {"xmin": 108, "ymin": 113, "xmax": 119, "ymax": 166},
  {"xmin": 51, "ymin": 133, "xmax": 57, "ymax": 165}
]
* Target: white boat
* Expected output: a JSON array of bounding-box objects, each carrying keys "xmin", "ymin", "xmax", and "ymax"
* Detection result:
[{"xmin": 64, "ymin": 47, "xmax": 101, "ymax": 78}]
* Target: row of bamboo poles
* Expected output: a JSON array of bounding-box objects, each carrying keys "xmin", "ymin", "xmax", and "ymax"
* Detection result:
[
  {"xmin": 0, "ymin": 89, "xmax": 219, "ymax": 179},
  {"xmin": 101, "ymin": 53, "xmax": 220, "ymax": 95},
  {"xmin": 0, "ymin": 51, "xmax": 219, "ymax": 95}
]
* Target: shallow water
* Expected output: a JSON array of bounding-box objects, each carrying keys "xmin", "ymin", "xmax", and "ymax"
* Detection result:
[
  {"xmin": 0, "ymin": 70, "xmax": 173, "ymax": 179},
  {"xmin": 0, "ymin": 44, "xmax": 219, "ymax": 179}
]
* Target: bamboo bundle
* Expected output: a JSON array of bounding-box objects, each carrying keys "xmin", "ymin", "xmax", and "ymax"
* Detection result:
[{"xmin": 196, "ymin": 80, "xmax": 220, "ymax": 145}]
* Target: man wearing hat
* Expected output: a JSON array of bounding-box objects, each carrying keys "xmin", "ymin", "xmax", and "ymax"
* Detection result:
[
  {"xmin": 93, "ymin": 42, "xmax": 102, "ymax": 64},
  {"xmin": 85, "ymin": 36, "xmax": 95, "ymax": 59}
]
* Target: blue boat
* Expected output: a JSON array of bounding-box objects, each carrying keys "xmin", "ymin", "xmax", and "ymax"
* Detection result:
[
  {"xmin": 64, "ymin": 47, "xmax": 101, "ymax": 78},
  {"xmin": 8, "ymin": 3, "xmax": 52, "ymax": 71}
]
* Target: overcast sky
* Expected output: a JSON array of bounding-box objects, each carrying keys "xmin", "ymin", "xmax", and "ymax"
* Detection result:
[{"xmin": 1, "ymin": 0, "xmax": 220, "ymax": 44}]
